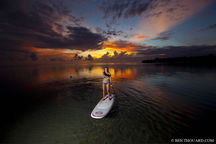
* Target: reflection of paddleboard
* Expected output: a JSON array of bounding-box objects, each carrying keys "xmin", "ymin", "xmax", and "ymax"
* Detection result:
[{"xmin": 91, "ymin": 94, "xmax": 115, "ymax": 119}]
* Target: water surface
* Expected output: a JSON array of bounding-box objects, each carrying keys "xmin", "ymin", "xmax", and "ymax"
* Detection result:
[{"xmin": 1, "ymin": 63, "xmax": 216, "ymax": 143}]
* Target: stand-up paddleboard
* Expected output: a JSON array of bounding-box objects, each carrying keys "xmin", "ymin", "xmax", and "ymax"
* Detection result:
[{"xmin": 91, "ymin": 94, "xmax": 115, "ymax": 119}]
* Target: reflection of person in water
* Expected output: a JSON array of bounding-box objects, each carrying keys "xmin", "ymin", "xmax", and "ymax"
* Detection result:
[{"xmin": 102, "ymin": 67, "xmax": 112, "ymax": 100}]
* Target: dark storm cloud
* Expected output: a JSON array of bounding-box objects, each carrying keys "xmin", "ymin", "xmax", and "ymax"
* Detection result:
[
  {"xmin": 0, "ymin": 0, "xmax": 68, "ymax": 35},
  {"xmin": 34, "ymin": 26, "xmax": 105, "ymax": 50},
  {"xmin": 65, "ymin": 26, "xmax": 105, "ymax": 50},
  {"xmin": 0, "ymin": 0, "xmax": 106, "ymax": 56},
  {"xmin": 196, "ymin": 23, "xmax": 216, "ymax": 32},
  {"xmin": 137, "ymin": 45, "xmax": 216, "ymax": 58}
]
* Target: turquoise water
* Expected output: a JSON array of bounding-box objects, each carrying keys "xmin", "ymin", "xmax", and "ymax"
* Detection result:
[{"xmin": 1, "ymin": 64, "xmax": 216, "ymax": 143}]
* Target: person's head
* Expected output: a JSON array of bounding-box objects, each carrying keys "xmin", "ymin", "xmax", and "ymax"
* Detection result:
[
  {"xmin": 104, "ymin": 67, "xmax": 110, "ymax": 76},
  {"xmin": 104, "ymin": 67, "xmax": 109, "ymax": 73}
]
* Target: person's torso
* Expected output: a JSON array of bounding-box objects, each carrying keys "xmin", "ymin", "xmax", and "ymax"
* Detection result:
[{"xmin": 103, "ymin": 74, "xmax": 110, "ymax": 83}]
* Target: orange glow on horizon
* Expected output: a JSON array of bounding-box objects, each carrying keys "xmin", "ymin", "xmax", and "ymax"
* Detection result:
[
  {"xmin": 80, "ymin": 41, "xmax": 137, "ymax": 59},
  {"xmin": 96, "ymin": 41, "xmax": 138, "ymax": 58},
  {"xmin": 102, "ymin": 41, "xmax": 140, "ymax": 51},
  {"xmin": 22, "ymin": 40, "xmax": 138, "ymax": 60},
  {"xmin": 27, "ymin": 46, "xmax": 76, "ymax": 60}
]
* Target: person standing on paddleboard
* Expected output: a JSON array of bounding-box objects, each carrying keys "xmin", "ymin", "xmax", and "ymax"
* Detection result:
[{"xmin": 102, "ymin": 67, "xmax": 112, "ymax": 100}]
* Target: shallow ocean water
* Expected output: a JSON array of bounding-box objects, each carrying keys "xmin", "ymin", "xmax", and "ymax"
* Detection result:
[{"xmin": 0, "ymin": 63, "xmax": 216, "ymax": 143}]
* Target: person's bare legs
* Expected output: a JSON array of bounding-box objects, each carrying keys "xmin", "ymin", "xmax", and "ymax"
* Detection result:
[
  {"xmin": 103, "ymin": 83, "xmax": 105, "ymax": 100},
  {"xmin": 106, "ymin": 84, "xmax": 111, "ymax": 99}
]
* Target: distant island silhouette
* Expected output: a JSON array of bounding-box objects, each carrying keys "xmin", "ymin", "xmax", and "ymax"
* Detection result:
[{"xmin": 142, "ymin": 54, "xmax": 216, "ymax": 66}]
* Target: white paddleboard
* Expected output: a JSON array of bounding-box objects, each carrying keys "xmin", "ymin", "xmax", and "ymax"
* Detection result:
[{"xmin": 91, "ymin": 94, "xmax": 115, "ymax": 119}]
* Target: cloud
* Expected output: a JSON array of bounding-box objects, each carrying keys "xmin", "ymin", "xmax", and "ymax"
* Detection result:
[
  {"xmin": 35, "ymin": 26, "xmax": 105, "ymax": 50},
  {"xmin": 0, "ymin": 0, "xmax": 106, "ymax": 59},
  {"xmin": 101, "ymin": 52, "xmax": 110, "ymax": 59},
  {"xmin": 100, "ymin": 0, "xmax": 152, "ymax": 20},
  {"xmin": 103, "ymin": 40, "xmax": 142, "ymax": 51},
  {"xmin": 151, "ymin": 31, "xmax": 173, "ymax": 41},
  {"xmin": 136, "ymin": 35, "xmax": 148, "ymax": 40},
  {"xmin": 198, "ymin": 10, "xmax": 211, "ymax": 19},
  {"xmin": 100, "ymin": 0, "xmax": 213, "ymax": 39},
  {"xmin": 137, "ymin": 0, "xmax": 213, "ymax": 38},
  {"xmin": 196, "ymin": 23, "xmax": 216, "ymax": 32},
  {"xmin": 112, "ymin": 51, "xmax": 130, "ymax": 58},
  {"xmin": 98, "ymin": 50, "xmax": 136, "ymax": 62},
  {"xmin": 152, "ymin": 37, "xmax": 169, "ymax": 41},
  {"xmin": 95, "ymin": 26, "xmax": 124, "ymax": 40},
  {"xmin": 137, "ymin": 45, "xmax": 216, "ymax": 59}
]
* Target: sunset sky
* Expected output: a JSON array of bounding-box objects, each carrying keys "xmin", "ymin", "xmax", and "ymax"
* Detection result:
[{"xmin": 1, "ymin": 0, "xmax": 216, "ymax": 63}]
